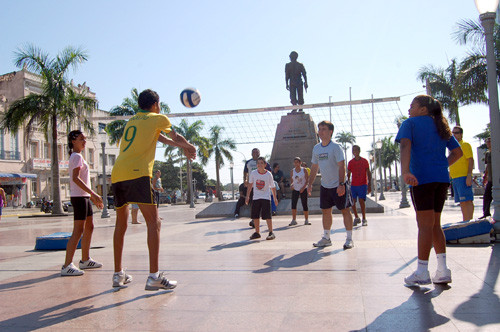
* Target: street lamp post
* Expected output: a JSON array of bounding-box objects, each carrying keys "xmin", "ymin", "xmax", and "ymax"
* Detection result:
[
  {"xmin": 99, "ymin": 132, "xmax": 110, "ymax": 218},
  {"xmin": 376, "ymin": 139, "xmax": 385, "ymax": 200},
  {"xmin": 475, "ymin": 0, "xmax": 500, "ymax": 225},
  {"xmin": 230, "ymin": 161, "xmax": 235, "ymax": 200}
]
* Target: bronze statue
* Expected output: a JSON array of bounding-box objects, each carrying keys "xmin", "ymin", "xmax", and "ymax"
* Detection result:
[{"xmin": 285, "ymin": 51, "xmax": 308, "ymax": 112}]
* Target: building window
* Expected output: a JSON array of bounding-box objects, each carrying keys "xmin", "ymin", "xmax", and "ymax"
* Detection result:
[
  {"xmin": 108, "ymin": 154, "xmax": 116, "ymax": 166},
  {"xmin": 44, "ymin": 143, "xmax": 50, "ymax": 159},
  {"xmin": 88, "ymin": 148, "xmax": 94, "ymax": 169},
  {"xmin": 30, "ymin": 141, "xmax": 39, "ymax": 158},
  {"xmin": 31, "ymin": 180, "xmax": 38, "ymax": 197}
]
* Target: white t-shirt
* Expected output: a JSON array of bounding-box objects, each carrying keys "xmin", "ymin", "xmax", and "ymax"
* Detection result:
[
  {"xmin": 69, "ymin": 152, "xmax": 91, "ymax": 197},
  {"xmin": 311, "ymin": 140, "xmax": 344, "ymax": 189},
  {"xmin": 249, "ymin": 169, "xmax": 275, "ymax": 200},
  {"xmin": 291, "ymin": 167, "xmax": 306, "ymax": 191}
]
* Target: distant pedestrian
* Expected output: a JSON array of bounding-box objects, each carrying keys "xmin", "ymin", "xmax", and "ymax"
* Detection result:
[
  {"xmin": 396, "ymin": 95, "xmax": 462, "ymax": 286},
  {"xmin": 289, "ymin": 157, "xmax": 310, "ymax": 226},
  {"xmin": 307, "ymin": 121, "xmax": 355, "ymax": 250},
  {"xmin": 130, "ymin": 203, "xmax": 142, "ymax": 224},
  {"xmin": 480, "ymin": 137, "xmax": 492, "ymax": 219},
  {"xmin": 61, "ymin": 130, "xmax": 104, "ymax": 277},
  {"xmin": 272, "ymin": 163, "xmax": 285, "ymax": 200},
  {"xmin": 246, "ymin": 157, "xmax": 278, "ymax": 240},
  {"xmin": 234, "ymin": 183, "xmax": 249, "ymax": 218},
  {"xmin": 153, "ymin": 170, "xmax": 164, "ymax": 208},
  {"xmin": 0, "ymin": 184, "xmax": 6, "ymax": 221},
  {"xmin": 347, "ymin": 145, "xmax": 372, "ymax": 226}
]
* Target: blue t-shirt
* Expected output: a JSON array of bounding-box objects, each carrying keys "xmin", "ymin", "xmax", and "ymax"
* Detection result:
[
  {"xmin": 395, "ymin": 116, "xmax": 459, "ymax": 185},
  {"xmin": 311, "ymin": 140, "xmax": 345, "ymax": 188}
]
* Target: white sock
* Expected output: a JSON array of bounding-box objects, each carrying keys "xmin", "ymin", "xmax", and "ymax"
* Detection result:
[
  {"xmin": 416, "ymin": 259, "xmax": 429, "ymax": 274},
  {"xmin": 149, "ymin": 271, "xmax": 160, "ymax": 279},
  {"xmin": 115, "ymin": 270, "xmax": 124, "ymax": 275},
  {"xmin": 323, "ymin": 230, "xmax": 330, "ymax": 239},
  {"xmin": 436, "ymin": 253, "xmax": 447, "ymax": 271},
  {"xmin": 346, "ymin": 230, "xmax": 353, "ymax": 241}
]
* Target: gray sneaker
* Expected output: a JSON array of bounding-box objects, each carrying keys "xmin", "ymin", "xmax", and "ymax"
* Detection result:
[
  {"xmin": 343, "ymin": 239, "xmax": 354, "ymax": 250},
  {"xmin": 145, "ymin": 272, "xmax": 177, "ymax": 291},
  {"xmin": 353, "ymin": 217, "xmax": 361, "ymax": 226},
  {"xmin": 113, "ymin": 270, "xmax": 133, "ymax": 287},
  {"xmin": 362, "ymin": 219, "xmax": 368, "ymax": 226},
  {"xmin": 289, "ymin": 220, "xmax": 297, "ymax": 226},
  {"xmin": 313, "ymin": 237, "xmax": 332, "ymax": 247}
]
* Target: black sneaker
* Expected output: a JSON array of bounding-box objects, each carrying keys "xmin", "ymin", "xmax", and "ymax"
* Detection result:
[
  {"xmin": 249, "ymin": 220, "xmax": 255, "ymax": 228},
  {"xmin": 250, "ymin": 232, "xmax": 261, "ymax": 240}
]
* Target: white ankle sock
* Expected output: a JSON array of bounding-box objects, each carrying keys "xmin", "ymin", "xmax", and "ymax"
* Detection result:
[
  {"xmin": 436, "ymin": 253, "xmax": 447, "ymax": 271},
  {"xmin": 323, "ymin": 230, "xmax": 330, "ymax": 239},
  {"xmin": 346, "ymin": 230, "xmax": 353, "ymax": 241},
  {"xmin": 416, "ymin": 259, "xmax": 429, "ymax": 274},
  {"xmin": 115, "ymin": 270, "xmax": 124, "ymax": 275},
  {"xmin": 149, "ymin": 271, "xmax": 160, "ymax": 279}
]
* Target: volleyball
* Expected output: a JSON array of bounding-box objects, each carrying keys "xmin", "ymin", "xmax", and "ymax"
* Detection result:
[{"xmin": 180, "ymin": 88, "xmax": 201, "ymax": 108}]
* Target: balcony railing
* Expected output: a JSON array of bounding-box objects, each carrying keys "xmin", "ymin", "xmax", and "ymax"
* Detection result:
[{"xmin": 0, "ymin": 150, "xmax": 21, "ymax": 160}]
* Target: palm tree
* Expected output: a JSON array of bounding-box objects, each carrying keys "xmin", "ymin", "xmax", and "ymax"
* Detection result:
[
  {"xmin": 106, "ymin": 88, "xmax": 170, "ymax": 145},
  {"xmin": 164, "ymin": 119, "xmax": 210, "ymax": 202},
  {"xmin": 452, "ymin": 19, "xmax": 499, "ymax": 105},
  {"xmin": 202, "ymin": 125, "xmax": 236, "ymax": 201},
  {"xmin": 335, "ymin": 131, "xmax": 356, "ymax": 163},
  {"xmin": 0, "ymin": 45, "xmax": 95, "ymax": 214},
  {"xmin": 417, "ymin": 59, "xmax": 463, "ymax": 125},
  {"xmin": 381, "ymin": 136, "xmax": 399, "ymax": 190}
]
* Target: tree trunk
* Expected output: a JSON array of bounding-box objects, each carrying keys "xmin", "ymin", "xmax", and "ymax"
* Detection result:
[
  {"xmin": 51, "ymin": 115, "xmax": 64, "ymax": 214},
  {"xmin": 215, "ymin": 158, "xmax": 222, "ymax": 201},
  {"xmin": 186, "ymin": 158, "xmax": 193, "ymax": 204},
  {"xmin": 394, "ymin": 161, "xmax": 400, "ymax": 190},
  {"xmin": 388, "ymin": 167, "xmax": 393, "ymax": 190}
]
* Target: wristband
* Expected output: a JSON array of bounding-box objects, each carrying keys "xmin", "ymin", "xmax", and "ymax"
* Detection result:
[{"xmin": 339, "ymin": 182, "xmax": 345, "ymax": 186}]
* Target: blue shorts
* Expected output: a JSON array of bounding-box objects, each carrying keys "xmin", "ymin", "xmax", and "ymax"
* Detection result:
[
  {"xmin": 351, "ymin": 184, "xmax": 367, "ymax": 201},
  {"xmin": 452, "ymin": 176, "xmax": 473, "ymax": 203}
]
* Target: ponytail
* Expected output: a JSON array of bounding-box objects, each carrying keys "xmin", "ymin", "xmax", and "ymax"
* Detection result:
[
  {"xmin": 413, "ymin": 95, "xmax": 451, "ymax": 140},
  {"xmin": 68, "ymin": 130, "xmax": 83, "ymax": 157}
]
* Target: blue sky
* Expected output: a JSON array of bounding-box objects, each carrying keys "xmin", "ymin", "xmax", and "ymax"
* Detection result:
[{"xmin": 0, "ymin": 0, "xmax": 492, "ymax": 184}]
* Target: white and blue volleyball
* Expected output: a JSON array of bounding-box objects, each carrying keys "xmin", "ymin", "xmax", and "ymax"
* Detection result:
[{"xmin": 180, "ymin": 88, "xmax": 201, "ymax": 108}]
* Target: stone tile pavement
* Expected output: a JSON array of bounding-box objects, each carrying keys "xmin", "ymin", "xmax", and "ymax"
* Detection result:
[{"xmin": 0, "ymin": 193, "xmax": 498, "ymax": 331}]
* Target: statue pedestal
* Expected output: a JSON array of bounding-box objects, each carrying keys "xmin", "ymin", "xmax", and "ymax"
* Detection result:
[{"xmin": 270, "ymin": 112, "xmax": 321, "ymax": 197}]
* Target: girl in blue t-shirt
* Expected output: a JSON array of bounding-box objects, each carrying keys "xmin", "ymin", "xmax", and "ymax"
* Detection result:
[{"xmin": 396, "ymin": 95, "xmax": 462, "ymax": 286}]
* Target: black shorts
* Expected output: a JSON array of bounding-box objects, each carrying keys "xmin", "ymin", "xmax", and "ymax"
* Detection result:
[
  {"xmin": 410, "ymin": 182, "xmax": 449, "ymax": 212},
  {"xmin": 112, "ymin": 176, "xmax": 156, "ymax": 209},
  {"xmin": 320, "ymin": 185, "xmax": 352, "ymax": 210},
  {"xmin": 71, "ymin": 197, "xmax": 93, "ymax": 220},
  {"xmin": 291, "ymin": 190, "xmax": 308, "ymax": 211},
  {"xmin": 251, "ymin": 199, "xmax": 272, "ymax": 220}
]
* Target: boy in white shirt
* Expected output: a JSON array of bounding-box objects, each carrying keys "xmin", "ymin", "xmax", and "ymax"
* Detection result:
[{"xmin": 245, "ymin": 157, "xmax": 278, "ymax": 240}]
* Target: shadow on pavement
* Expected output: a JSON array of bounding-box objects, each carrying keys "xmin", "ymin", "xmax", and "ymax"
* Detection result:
[{"xmin": 253, "ymin": 248, "xmax": 344, "ymax": 273}]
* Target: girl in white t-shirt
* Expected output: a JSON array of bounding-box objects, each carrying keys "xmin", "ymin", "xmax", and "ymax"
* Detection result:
[
  {"xmin": 61, "ymin": 130, "xmax": 104, "ymax": 277},
  {"xmin": 289, "ymin": 157, "xmax": 310, "ymax": 226},
  {"xmin": 245, "ymin": 157, "xmax": 278, "ymax": 240}
]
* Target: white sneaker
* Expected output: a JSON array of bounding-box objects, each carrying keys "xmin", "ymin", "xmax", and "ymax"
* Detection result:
[
  {"xmin": 313, "ymin": 237, "xmax": 332, "ymax": 247},
  {"xmin": 343, "ymin": 239, "xmax": 354, "ymax": 250},
  {"xmin": 61, "ymin": 262, "xmax": 84, "ymax": 276},
  {"xmin": 362, "ymin": 219, "xmax": 368, "ymax": 226},
  {"xmin": 113, "ymin": 270, "xmax": 133, "ymax": 287},
  {"xmin": 79, "ymin": 258, "xmax": 103, "ymax": 270},
  {"xmin": 289, "ymin": 220, "xmax": 297, "ymax": 226},
  {"xmin": 404, "ymin": 270, "xmax": 431, "ymax": 286},
  {"xmin": 353, "ymin": 217, "xmax": 361, "ymax": 226},
  {"xmin": 304, "ymin": 220, "xmax": 311, "ymax": 225},
  {"xmin": 432, "ymin": 269, "xmax": 452, "ymax": 284},
  {"xmin": 145, "ymin": 272, "xmax": 177, "ymax": 291}
]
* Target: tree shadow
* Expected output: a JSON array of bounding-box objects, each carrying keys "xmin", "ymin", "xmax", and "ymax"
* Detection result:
[
  {"xmin": 353, "ymin": 285, "xmax": 451, "ymax": 331},
  {"xmin": 0, "ymin": 288, "xmax": 170, "ymax": 330},
  {"xmin": 253, "ymin": 248, "xmax": 344, "ymax": 273},
  {"xmin": 452, "ymin": 244, "xmax": 500, "ymax": 327},
  {"xmin": 205, "ymin": 228, "xmax": 250, "ymax": 236}
]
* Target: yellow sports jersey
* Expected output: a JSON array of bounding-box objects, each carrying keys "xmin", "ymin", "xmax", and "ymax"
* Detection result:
[
  {"xmin": 449, "ymin": 140, "xmax": 473, "ymax": 179},
  {"xmin": 111, "ymin": 110, "xmax": 171, "ymax": 183}
]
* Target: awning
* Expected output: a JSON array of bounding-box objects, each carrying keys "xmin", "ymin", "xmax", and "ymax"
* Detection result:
[{"xmin": 0, "ymin": 173, "xmax": 37, "ymax": 179}]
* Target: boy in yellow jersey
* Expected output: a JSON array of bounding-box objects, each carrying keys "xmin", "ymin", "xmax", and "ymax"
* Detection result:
[
  {"xmin": 449, "ymin": 126, "xmax": 474, "ymax": 221},
  {"xmin": 111, "ymin": 89, "xmax": 196, "ymax": 290}
]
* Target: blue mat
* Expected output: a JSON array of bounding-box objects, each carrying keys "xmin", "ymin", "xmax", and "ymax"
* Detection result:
[
  {"xmin": 443, "ymin": 219, "xmax": 492, "ymax": 242},
  {"xmin": 35, "ymin": 232, "xmax": 81, "ymax": 250}
]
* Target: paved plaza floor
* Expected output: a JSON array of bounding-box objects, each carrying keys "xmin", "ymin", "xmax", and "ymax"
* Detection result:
[{"xmin": 0, "ymin": 192, "xmax": 498, "ymax": 331}]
